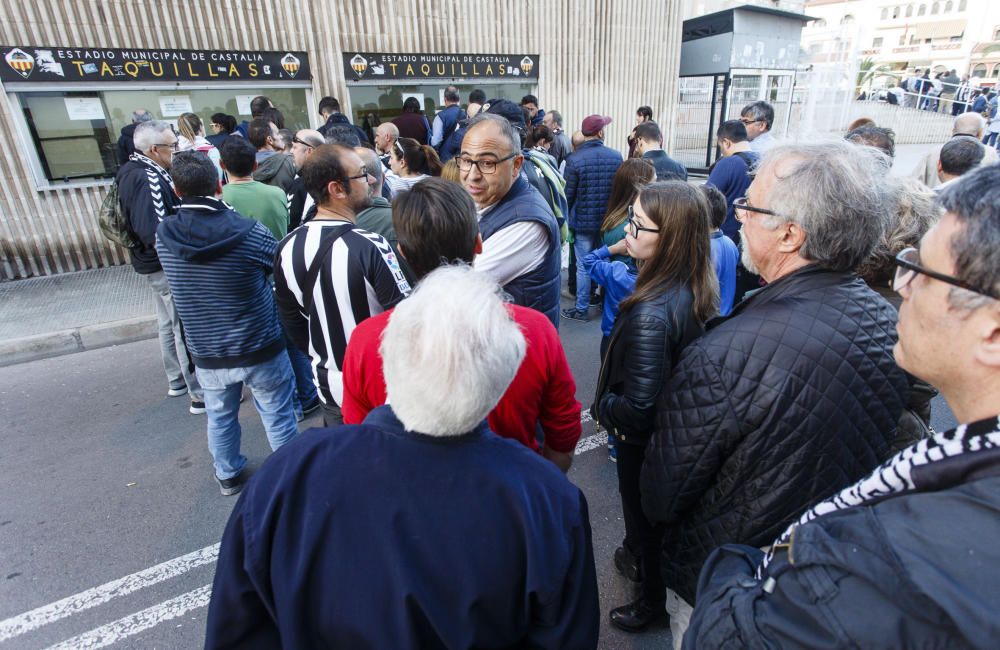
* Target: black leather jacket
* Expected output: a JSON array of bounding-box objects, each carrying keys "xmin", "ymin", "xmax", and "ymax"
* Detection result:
[{"xmin": 592, "ymin": 282, "xmax": 704, "ymax": 446}]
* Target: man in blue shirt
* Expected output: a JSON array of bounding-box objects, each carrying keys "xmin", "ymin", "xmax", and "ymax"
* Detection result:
[{"xmin": 707, "ymin": 120, "xmax": 758, "ymax": 246}]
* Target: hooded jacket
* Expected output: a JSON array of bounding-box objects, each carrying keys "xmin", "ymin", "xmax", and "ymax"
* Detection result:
[
  {"xmin": 155, "ymin": 196, "xmax": 284, "ymax": 369},
  {"xmin": 252, "ymin": 151, "xmax": 296, "ymax": 194},
  {"xmin": 317, "ymin": 112, "xmax": 370, "ymax": 145}
]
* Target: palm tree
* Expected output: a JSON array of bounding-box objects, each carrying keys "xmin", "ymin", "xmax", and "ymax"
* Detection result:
[{"xmin": 856, "ymin": 57, "xmax": 893, "ymax": 96}]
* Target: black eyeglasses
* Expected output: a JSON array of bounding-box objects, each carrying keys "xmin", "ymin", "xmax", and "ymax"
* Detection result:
[
  {"xmin": 292, "ymin": 136, "xmax": 315, "ymax": 149},
  {"xmin": 456, "ymin": 152, "xmax": 518, "ymax": 175},
  {"xmin": 740, "ymin": 118, "xmax": 761, "ymax": 125},
  {"xmin": 343, "ymin": 168, "xmax": 374, "ymax": 184},
  {"xmin": 893, "ymin": 247, "xmax": 998, "ymax": 299},
  {"xmin": 626, "ymin": 205, "xmax": 659, "ymax": 236},
  {"xmin": 733, "ymin": 197, "xmax": 786, "ymax": 222},
  {"xmin": 153, "ymin": 142, "xmax": 179, "ymax": 152}
]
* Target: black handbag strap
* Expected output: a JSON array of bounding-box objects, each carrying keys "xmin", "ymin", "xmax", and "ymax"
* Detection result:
[{"xmin": 302, "ymin": 223, "xmax": 354, "ymax": 314}]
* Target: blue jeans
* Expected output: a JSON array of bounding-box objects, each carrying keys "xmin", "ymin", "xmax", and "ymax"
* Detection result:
[
  {"xmin": 286, "ymin": 333, "xmax": 318, "ymax": 407},
  {"xmin": 195, "ymin": 352, "xmax": 299, "ymax": 480},
  {"xmin": 574, "ymin": 232, "xmax": 601, "ymax": 312},
  {"xmin": 983, "ymin": 132, "xmax": 999, "ymax": 148}
]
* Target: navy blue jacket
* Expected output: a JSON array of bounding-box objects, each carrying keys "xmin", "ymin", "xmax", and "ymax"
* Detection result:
[
  {"xmin": 480, "ymin": 176, "xmax": 562, "ymax": 327},
  {"xmin": 318, "ymin": 112, "xmax": 370, "ymax": 145},
  {"xmin": 155, "ymin": 196, "xmax": 284, "ymax": 369},
  {"xmin": 564, "ymin": 139, "xmax": 622, "ymax": 233},
  {"xmin": 642, "ymin": 150, "xmax": 688, "ymax": 182},
  {"xmin": 117, "ymin": 154, "xmax": 181, "ymax": 274},
  {"xmin": 440, "ymin": 123, "xmax": 467, "ymax": 162},
  {"xmin": 707, "ymin": 151, "xmax": 758, "ymax": 241},
  {"xmin": 433, "ymin": 104, "xmax": 465, "ymax": 151},
  {"xmin": 685, "ymin": 425, "xmax": 1000, "ymax": 649},
  {"xmin": 205, "ymin": 406, "xmax": 600, "ymax": 649}
]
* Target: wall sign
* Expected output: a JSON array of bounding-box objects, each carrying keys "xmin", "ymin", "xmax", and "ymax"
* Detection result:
[
  {"xmin": 0, "ymin": 45, "xmax": 310, "ymax": 83},
  {"xmin": 343, "ymin": 52, "xmax": 539, "ymax": 81}
]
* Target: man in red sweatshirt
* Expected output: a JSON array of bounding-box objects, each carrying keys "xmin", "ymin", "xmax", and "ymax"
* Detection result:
[{"xmin": 341, "ymin": 178, "xmax": 581, "ymax": 471}]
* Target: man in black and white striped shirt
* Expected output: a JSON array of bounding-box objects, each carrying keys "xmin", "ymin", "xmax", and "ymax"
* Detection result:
[{"xmin": 275, "ymin": 144, "xmax": 411, "ymax": 426}]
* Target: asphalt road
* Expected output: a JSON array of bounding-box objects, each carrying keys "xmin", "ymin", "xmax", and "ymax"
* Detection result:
[{"xmin": 0, "ymin": 296, "xmax": 956, "ymax": 649}]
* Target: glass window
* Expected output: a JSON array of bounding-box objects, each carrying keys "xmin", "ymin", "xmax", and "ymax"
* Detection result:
[
  {"xmin": 918, "ymin": 4, "xmax": 926, "ymax": 14},
  {"xmin": 17, "ymin": 87, "xmax": 310, "ymax": 183},
  {"xmin": 931, "ymin": 2, "xmax": 940, "ymax": 14},
  {"xmin": 972, "ymin": 64, "xmax": 988, "ymax": 77},
  {"xmin": 840, "ymin": 14, "xmax": 855, "ymax": 24},
  {"xmin": 958, "ymin": 0, "xmax": 966, "ymax": 10},
  {"xmin": 873, "ymin": 37, "xmax": 884, "ymax": 47},
  {"xmin": 945, "ymin": 1, "xmax": 953, "ymax": 11},
  {"xmin": 892, "ymin": 6, "xmax": 901, "ymax": 18},
  {"xmin": 906, "ymin": 5, "xmax": 913, "ymax": 16},
  {"xmin": 992, "ymin": 65, "xmax": 1000, "ymax": 77},
  {"xmin": 881, "ymin": 8, "xmax": 888, "ymax": 19}
]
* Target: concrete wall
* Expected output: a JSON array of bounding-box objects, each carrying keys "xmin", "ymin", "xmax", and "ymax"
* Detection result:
[{"xmin": 0, "ymin": 0, "xmax": 683, "ymax": 279}]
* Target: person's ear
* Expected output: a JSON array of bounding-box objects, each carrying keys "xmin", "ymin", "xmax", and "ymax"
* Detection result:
[
  {"xmin": 778, "ymin": 220, "xmax": 806, "ymax": 256},
  {"xmin": 327, "ymin": 179, "xmax": 347, "ymax": 201},
  {"xmin": 473, "ymin": 234, "xmax": 484, "ymax": 256},
  {"xmin": 511, "ymin": 153, "xmax": 524, "ymax": 178},
  {"xmin": 396, "ymin": 243, "xmax": 408, "ymax": 262},
  {"xmin": 973, "ymin": 303, "xmax": 1000, "ymax": 369}
]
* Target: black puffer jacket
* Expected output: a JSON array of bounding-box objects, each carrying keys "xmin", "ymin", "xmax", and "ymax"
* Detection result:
[
  {"xmin": 592, "ymin": 283, "xmax": 703, "ymax": 445},
  {"xmin": 640, "ymin": 265, "xmax": 908, "ymax": 604}
]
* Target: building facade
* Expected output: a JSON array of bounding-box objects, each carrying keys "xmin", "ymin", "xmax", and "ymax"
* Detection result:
[{"xmin": 0, "ymin": 0, "xmax": 683, "ymax": 280}]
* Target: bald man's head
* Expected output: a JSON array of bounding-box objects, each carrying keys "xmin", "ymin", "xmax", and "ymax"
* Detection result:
[
  {"xmin": 953, "ymin": 112, "xmax": 986, "ymax": 138},
  {"xmin": 374, "ymin": 123, "xmax": 399, "ymax": 155},
  {"xmin": 355, "ymin": 146, "xmax": 384, "ymax": 195},
  {"xmin": 292, "ymin": 128, "xmax": 324, "ymax": 168},
  {"xmin": 570, "ymin": 130, "xmax": 585, "ymax": 151}
]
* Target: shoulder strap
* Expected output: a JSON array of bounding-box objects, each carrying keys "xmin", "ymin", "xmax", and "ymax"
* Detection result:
[
  {"xmin": 301, "ymin": 224, "xmax": 354, "ymax": 314},
  {"xmin": 733, "ymin": 151, "xmax": 757, "ymax": 172}
]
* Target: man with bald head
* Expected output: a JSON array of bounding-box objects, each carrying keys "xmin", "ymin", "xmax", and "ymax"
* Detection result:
[
  {"xmin": 274, "ymin": 144, "xmax": 411, "ymax": 425},
  {"xmin": 287, "ymin": 128, "xmax": 325, "ymax": 228},
  {"xmin": 913, "ymin": 112, "xmax": 998, "ymax": 188},
  {"xmin": 459, "ymin": 113, "xmax": 561, "ymax": 327},
  {"xmin": 374, "ymin": 122, "xmax": 399, "ymax": 169},
  {"xmin": 354, "ymin": 146, "xmax": 406, "ymax": 265}
]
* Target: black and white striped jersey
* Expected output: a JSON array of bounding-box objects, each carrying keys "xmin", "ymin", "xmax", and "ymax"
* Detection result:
[{"xmin": 274, "ymin": 219, "xmax": 411, "ymax": 406}]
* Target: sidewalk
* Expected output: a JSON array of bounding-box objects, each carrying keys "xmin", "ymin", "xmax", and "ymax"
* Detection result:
[{"xmin": 0, "ymin": 265, "xmax": 156, "ymax": 367}]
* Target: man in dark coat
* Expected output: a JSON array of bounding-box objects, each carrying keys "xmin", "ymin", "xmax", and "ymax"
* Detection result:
[
  {"xmin": 317, "ymin": 96, "xmax": 369, "ymax": 146},
  {"xmin": 206, "ymin": 265, "xmax": 599, "ymax": 649},
  {"xmin": 115, "ymin": 109, "xmax": 152, "ymax": 165},
  {"xmin": 683, "ymin": 162, "xmax": 1000, "ymax": 650},
  {"xmin": 640, "ymin": 140, "xmax": 910, "ymax": 648}
]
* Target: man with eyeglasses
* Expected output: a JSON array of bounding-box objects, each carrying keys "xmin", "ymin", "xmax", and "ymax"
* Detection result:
[
  {"xmin": 458, "ymin": 112, "xmax": 562, "ymax": 327},
  {"xmin": 641, "ymin": 141, "xmax": 910, "ymax": 648},
  {"xmin": 117, "ymin": 120, "xmax": 204, "ymax": 414},
  {"xmin": 274, "ymin": 144, "xmax": 411, "ymax": 426},
  {"xmin": 739, "ymin": 101, "xmax": 775, "ymax": 154},
  {"xmin": 287, "ymin": 128, "xmax": 325, "ymax": 229},
  {"xmin": 683, "ymin": 163, "xmax": 1000, "ymax": 650}
]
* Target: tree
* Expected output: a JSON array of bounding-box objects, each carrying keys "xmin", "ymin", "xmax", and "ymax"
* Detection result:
[{"xmin": 856, "ymin": 58, "xmax": 892, "ymax": 95}]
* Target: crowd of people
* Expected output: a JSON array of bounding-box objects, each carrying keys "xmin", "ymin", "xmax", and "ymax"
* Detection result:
[{"xmin": 110, "ymin": 88, "xmax": 1000, "ymax": 648}]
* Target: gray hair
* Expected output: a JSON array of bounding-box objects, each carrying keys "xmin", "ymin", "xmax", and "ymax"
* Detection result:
[
  {"xmin": 549, "ymin": 110, "xmax": 564, "ymax": 127},
  {"xmin": 380, "ymin": 265, "xmax": 525, "ymax": 436},
  {"xmin": 760, "ymin": 140, "xmax": 893, "ymax": 272},
  {"xmin": 939, "ymin": 138, "xmax": 985, "ymax": 177},
  {"xmin": 132, "ymin": 109, "xmax": 153, "ymax": 124},
  {"xmin": 937, "ymin": 163, "xmax": 1000, "ymax": 311},
  {"xmin": 133, "ymin": 120, "xmax": 174, "ymax": 154},
  {"xmin": 465, "ymin": 113, "xmax": 521, "ymax": 154},
  {"xmin": 355, "ymin": 146, "xmax": 384, "ymax": 190},
  {"xmin": 858, "ymin": 176, "xmax": 941, "ymax": 287},
  {"xmin": 740, "ymin": 100, "xmax": 774, "ymax": 130}
]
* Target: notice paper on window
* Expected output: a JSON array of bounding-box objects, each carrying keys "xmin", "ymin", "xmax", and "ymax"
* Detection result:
[
  {"xmin": 235, "ymin": 94, "xmax": 256, "ymax": 116},
  {"xmin": 64, "ymin": 97, "xmax": 105, "ymax": 121},
  {"xmin": 159, "ymin": 95, "xmax": 193, "ymax": 117}
]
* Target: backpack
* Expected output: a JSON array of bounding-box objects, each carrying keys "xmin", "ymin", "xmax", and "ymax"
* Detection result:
[
  {"xmin": 522, "ymin": 149, "xmax": 569, "ymax": 243},
  {"xmin": 98, "ymin": 180, "xmax": 140, "ymax": 249}
]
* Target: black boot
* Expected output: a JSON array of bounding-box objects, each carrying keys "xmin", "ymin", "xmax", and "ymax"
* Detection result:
[
  {"xmin": 613, "ymin": 546, "xmax": 642, "ymax": 582},
  {"xmin": 609, "ymin": 597, "xmax": 668, "ymax": 633}
]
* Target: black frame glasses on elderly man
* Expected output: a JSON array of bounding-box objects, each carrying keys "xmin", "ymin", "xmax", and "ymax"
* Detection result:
[
  {"xmin": 456, "ymin": 152, "xmax": 518, "ymax": 175},
  {"xmin": 292, "ymin": 136, "xmax": 315, "ymax": 149},
  {"xmin": 893, "ymin": 247, "xmax": 999, "ymax": 299},
  {"xmin": 343, "ymin": 168, "xmax": 374, "ymax": 183},
  {"xmin": 626, "ymin": 204, "xmax": 659, "ymax": 237},
  {"xmin": 733, "ymin": 197, "xmax": 785, "ymax": 221},
  {"xmin": 153, "ymin": 142, "xmax": 180, "ymax": 152},
  {"xmin": 740, "ymin": 117, "xmax": 762, "ymax": 125}
]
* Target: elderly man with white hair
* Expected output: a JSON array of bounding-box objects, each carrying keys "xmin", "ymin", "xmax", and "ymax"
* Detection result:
[
  {"xmin": 913, "ymin": 112, "xmax": 999, "ymax": 188},
  {"xmin": 640, "ymin": 140, "xmax": 911, "ymax": 649},
  {"xmin": 206, "ymin": 265, "xmax": 600, "ymax": 649}
]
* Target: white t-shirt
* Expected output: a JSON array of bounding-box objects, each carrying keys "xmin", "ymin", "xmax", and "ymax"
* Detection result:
[{"xmin": 473, "ymin": 204, "xmax": 548, "ymax": 287}]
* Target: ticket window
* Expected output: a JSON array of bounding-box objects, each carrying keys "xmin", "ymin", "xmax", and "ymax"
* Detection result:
[
  {"xmin": 15, "ymin": 86, "xmax": 311, "ymax": 183},
  {"xmin": 347, "ymin": 82, "xmax": 537, "ymax": 141}
]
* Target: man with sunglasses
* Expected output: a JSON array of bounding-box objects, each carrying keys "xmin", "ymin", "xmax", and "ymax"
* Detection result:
[
  {"xmin": 641, "ymin": 141, "xmax": 910, "ymax": 647},
  {"xmin": 287, "ymin": 128, "xmax": 325, "ymax": 229},
  {"xmin": 683, "ymin": 163, "xmax": 1000, "ymax": 650},
  {"xmin": 274, "ymin": 145, "xmax": 411, "ymax": 426},
  {"xmin": 117, "ymin": 120, "xmax": 204, "ymax": 414}
]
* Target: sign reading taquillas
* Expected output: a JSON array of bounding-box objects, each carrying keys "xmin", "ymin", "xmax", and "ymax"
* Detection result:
[
  {"xmin": 343, "ymin": 52, "xmax": 539, "ymax": 81},
  {"xmin": 0, "ymin": 45, "xmax": 310, "ymax": 83}
]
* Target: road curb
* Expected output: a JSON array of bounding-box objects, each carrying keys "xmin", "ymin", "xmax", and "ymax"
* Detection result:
[{"xmin": 0, "ymin": 315, "xmax": 157, "ymax": 368}]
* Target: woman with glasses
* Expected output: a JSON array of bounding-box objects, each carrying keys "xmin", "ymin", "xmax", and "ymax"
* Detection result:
[
  {"xmin": 592, "ymin": 181, "xmax": 718, "ymax": 634},
  {"xmin": 384, "ymin": 137, "xmax": 442, "ymax": 198}
]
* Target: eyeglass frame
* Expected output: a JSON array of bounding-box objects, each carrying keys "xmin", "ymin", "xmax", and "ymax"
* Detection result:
[
  {"xmin": 893, "ymin": 247, "xmax": 998, "ymax": 300},
  {"xmin": 292, "ymin": 136, "xmax": 316, "ymax": 149},
  {"xmin": 152, "ymin": 141, "xmax": 179, "ymax": 153},
  {"xmin": 733, "ymin": 197, "xmax": 787, "ymax": 222},
  {"xmin": 740, "ymin": 117, "xmax": 762, "ymax": 125},
  {"xmin": 456, "ymin": 151, "xmax": 519, "ymax": 175},
  {"xmin": 341, "ymin": 168, "xmax": 374, "ymax": 185},
  {"xmin": 626, "ymin": 204, "xmax": 660, "ymax": 237}
]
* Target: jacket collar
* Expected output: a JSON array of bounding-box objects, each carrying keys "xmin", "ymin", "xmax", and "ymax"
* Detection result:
[
  {"xmin": 178, "ymin": 196, "xmax": 233, "ymax": 213},
  {"xmin": 726, "ymin": 264, "xmax": 855, "ymax": 318},
  {"xmin": 362, "ymin": 405, "xmax": 493, "ymax": 443},
  {"xmin": 130, "ymin": 152, "xmax": 170, "ymax": 179}
]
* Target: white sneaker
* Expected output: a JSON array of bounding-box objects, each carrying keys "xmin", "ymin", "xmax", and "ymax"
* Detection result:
[{"xmin": 167, "ymin": 386, "xmax": 188, "ymax": 397}]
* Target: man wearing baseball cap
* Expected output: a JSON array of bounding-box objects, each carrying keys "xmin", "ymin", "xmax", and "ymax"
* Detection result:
[{"xmin": 562, "ymin": 115, "xmax": 623, "ymax": 321}]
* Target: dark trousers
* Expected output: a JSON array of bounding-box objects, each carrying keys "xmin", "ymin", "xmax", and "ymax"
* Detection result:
[
  {"xmin": 616, "ymin": 441, "xmax": 665, "ymax": 602},
  {"xmin": 321, "ymin": 400, "xmax": 343, "ymax": 427}
]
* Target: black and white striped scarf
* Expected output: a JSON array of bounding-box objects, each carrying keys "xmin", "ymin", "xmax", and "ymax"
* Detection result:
[{"xmin": 759, "ymin": 415, "xmax": 1000, "ymax": 576}]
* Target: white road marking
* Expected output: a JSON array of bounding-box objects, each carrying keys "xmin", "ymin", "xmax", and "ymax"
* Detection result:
[
  {"xmin": 10, "ymin": 409, "xmax": 607, "ymax": 647},
  {"xmin": 0, "ymin": 544, "xmax": 219, "ymax": 642},
  {"xmin": 44, "ymin": 585, "xmax": 212, "ymax": 650}
]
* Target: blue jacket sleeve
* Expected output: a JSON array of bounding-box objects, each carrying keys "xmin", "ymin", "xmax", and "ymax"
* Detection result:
[{"xmin": 564, "ymin": 158, "xmax": 579, "ymax": 216}]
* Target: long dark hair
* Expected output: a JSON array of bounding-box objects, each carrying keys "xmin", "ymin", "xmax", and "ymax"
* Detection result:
[
  {"xmin": 602, "ymin": 158, "xmax": 656, "ymax": 233},
  {"xmin": 618, "ymin": 181, "xmax": 718, "ymax": 323},
  {"xmin": 395, "ymin": 137, "xmax": 442, "ymax": 176}
]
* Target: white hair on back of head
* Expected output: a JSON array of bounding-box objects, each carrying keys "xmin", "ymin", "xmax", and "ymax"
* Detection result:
[
  {"xmin": 380, "ymin": 265, "xmax": 526, "ymax": 437},
  {"xmin": 133, "ymin": 120, "xmax": 173, "ymax": 154}
]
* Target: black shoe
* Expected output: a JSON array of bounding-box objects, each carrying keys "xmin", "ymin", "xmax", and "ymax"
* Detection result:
[
  {"xmin": 189, "ymin": 399, "xmax": 207, "ymax": 415},
  {"xmin": 302, "ymin": 398, "xmax": 321, "ymax": 416},
  {"xmin": 216, "ymin": 472, "xmax": 245, "ymax": 496},
  {"xmin": 614, "ymin": 546, "xmax": 642, "ymax": 582},
  {"xmin": 590, "ymin": 292, "xmax": 602, "ymax": 307},
  {"xmin": 561, "ymin": 307, "xmax": 590, "ymax": 322},
  {"xmin": 609, "ymin": 597, "xmax": 668, "ymax": 633}
]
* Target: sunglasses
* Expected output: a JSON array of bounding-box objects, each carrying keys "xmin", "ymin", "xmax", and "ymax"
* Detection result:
[{"xmin": 292, "ymin": 136, "xmax": 315, "ymax": 149}]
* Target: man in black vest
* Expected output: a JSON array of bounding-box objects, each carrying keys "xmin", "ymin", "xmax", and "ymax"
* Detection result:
[
  {"xmin": 458, "ymin": 113, "xmax": 561, "ymax": 327},
  {"xmin": 431, "ymin": 85, "xmax": 465, "ymax": 152}
]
